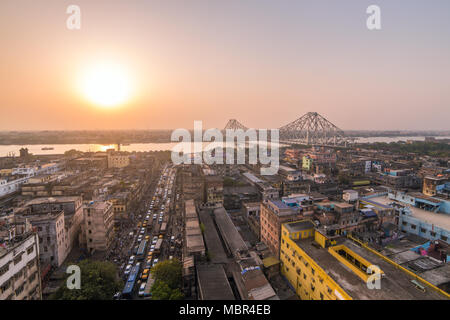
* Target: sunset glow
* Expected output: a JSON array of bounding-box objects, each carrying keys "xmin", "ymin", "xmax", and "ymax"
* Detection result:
[{"xmin": 79, "ymin": 62, "xmax": 132, "ymax": 108}]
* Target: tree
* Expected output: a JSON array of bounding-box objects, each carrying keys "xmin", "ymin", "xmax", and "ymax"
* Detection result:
[
  {"xmin": 151, "ymin": 259, "xmax": 183, "ymax": 300},
  {"xmin": 50, "ymin": 260, "xmax": 122, "ymax": 300},
  {"xmin": 151, "ymin": 259, "xmax": 182, "ymax": 289}
]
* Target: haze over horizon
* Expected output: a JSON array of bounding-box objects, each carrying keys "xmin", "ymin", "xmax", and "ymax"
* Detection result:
[{"xmin": 1, "ymin": 0, "xmax": 449, "ymax": 131}]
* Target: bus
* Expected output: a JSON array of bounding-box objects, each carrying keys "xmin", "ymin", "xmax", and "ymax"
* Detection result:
[
  {"xmin": 160, "ymin": 222, "xmax": 167, "ymax": 234},
  {"xmin": 136, "ymin": 240, "xmax": 147, "ymax": 261},
  {"xmin": 154, "ymin": 238, "xmax": 163, "ymax": 254},
  {"xmin": 142, "ymin": 273, "xmax": 155, "ymax": 298},
  {"xmin": 122, "ymin": 263, "xmax": 140, "ymax": 298}
]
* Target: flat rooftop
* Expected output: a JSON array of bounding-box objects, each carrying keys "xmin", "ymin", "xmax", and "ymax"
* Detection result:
[
  {"xmin": 196, "ymin": 264, "xmax": 235, "ymax": 300},
  {"xmin": 213, "ymin": 207, "xmax": 248, "ymax": 255},
  {"xmin": 294, "ymin": 237, "xmax": 446, "ymax": 300},
  {"xmin": 370, "ymin": 195, "xmax": 450, "ymax": 231},
  {"xmin": 285, "ymin": 220, "xmax": 315, "ymax": 233},
  {"xmin": 198, "ymin": 209, "xmax": 228, "ymax": 264},
  {"xmin": 26, "ymin": 196, "xmax": 80, "ymax": 205}
]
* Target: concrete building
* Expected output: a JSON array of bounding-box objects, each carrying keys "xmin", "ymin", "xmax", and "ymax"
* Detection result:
[
  {"xmin": 280, "ymin": 220, "xmax": 449, "ymax": 300},
  {"xmin": 82, "ymin": 201, "xmax": 115, "ymax": 254},
  {"xmin": 366, "ymin": 192, "xmax": 450, "ymax": 244},
  {"xmin": 196, "ymin": 264, "xmax": 235, "ymax": 300},
  {"xmin": 0, "ymin": 228, "xmax": 42, "ymax": 300},
  {"xmin": 423, "ymin": 175, "xmax": 449, "ymax": 197},
  {"xmin": 343, "ymin": 189, "xmax": 358, "ymax": 203},
  {"xmin": 203, "ymin": 174, "xmax": 223, "ymax": 207},
  {"xmin": 184, "ymin": 200, "xmax": 205, "ymax": 258},
  {"xmin": 21, "ymin": 196, "xmax": 84, "ymax": 259},
  {"xmin": 107, "ymin": 151, "xmax": 130, "ymax": 169},
  {"xmin": 14, "ymin": 207, "xmax": 69, "ymax": 268},
  {"xmin": 260, "ymin": 199, "xmax": 303, "ymax": 257},
  {"xmin": 242, "ymin": 202, "xmax": 261, "ymax": 239}
]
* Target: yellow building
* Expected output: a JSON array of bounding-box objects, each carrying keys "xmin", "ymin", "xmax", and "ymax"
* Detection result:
[
  {"xmin": 302, "ymin": 156, "xmax": 312, "ymax": 171},
  {"xmin": 280, "ymin": 220, "xmax": 448, "ymax": 300}
]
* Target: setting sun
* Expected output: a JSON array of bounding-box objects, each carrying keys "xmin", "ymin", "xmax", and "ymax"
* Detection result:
[{"xmin": 79, "ymin": 62, "xmax": 133, "ymax": 108}]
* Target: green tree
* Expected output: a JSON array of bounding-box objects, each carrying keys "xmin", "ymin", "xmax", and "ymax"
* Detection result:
[
  {"xmin": 151, "ymin": 259, "xmax": 183, "ymax": 300},
  {"xmin": 49, "ymin": 260, "xmax": 122, "ymax": 300}
]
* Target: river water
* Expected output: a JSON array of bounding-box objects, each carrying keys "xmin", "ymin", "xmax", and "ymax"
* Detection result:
[{"xmin": 0, "ymin": 136, "xmax": 448, "ymax": 157}]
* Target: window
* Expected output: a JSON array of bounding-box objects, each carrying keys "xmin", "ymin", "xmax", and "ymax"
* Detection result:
[
  {"xmin": 441, "ymin": 236, "xmax": 448, "ymax": 242},
  {"xmin": 13, "ymin": 255, "xmax": 22, "ymax": 265},
  {"xmin": 0, "ymin": 263, "xmax": 10, "ymax": 276},
  {"xmin": 320, "ymin": 292, "xmax": 324, "ymax": 300},
  {"xmin": 411, "ymin": 224, "xmax": 416, "ymax": 230},
  {"xmin": 430, "ymin": 231, "xmax": 436, "ymax": 237},
  {"xmin": 402, "ymin": 221, "xmax": 407, "ymax": 226}
]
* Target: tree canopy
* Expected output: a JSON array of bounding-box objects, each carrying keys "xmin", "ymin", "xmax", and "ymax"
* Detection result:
[
  {"xmin": 150, "ymin": 259, "xmax": 183, "ymax": 300},
  {"xmin": 50, "ymin": 260, "xmax": 122, "ymax": 300}
]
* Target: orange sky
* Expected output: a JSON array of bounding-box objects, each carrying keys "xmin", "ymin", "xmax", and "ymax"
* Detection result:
[{"xmin": 1, "ymin": 1, "xmax": 449, "ymax": 131}]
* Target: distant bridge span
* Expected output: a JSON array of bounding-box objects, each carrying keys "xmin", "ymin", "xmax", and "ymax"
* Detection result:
[{"xmin": 223, "ymin": 112, "xmax": 351, "ymax": 146}]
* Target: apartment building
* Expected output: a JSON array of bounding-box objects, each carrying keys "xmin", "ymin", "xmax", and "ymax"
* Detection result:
[
  {"xmin": 0, "ymin": 229, "xmax": 41, "ymax": 300},
  {"xmin": 280, "ymin": 220, "xmax": 448, "ymax": 300},
  {"xmin": 14, "ymin": 208, "xmax": 68, "ymax": 268},
  {"xmin": 107, "ymin": 151, "xmax": 130, "ymax": 169},
  {"xmin": 82, "ymin": 201, "xmax": 115, "ymax": 253},
  {"xmin": 260, "ymin": 199, "xmax": 303, "ymax": 257}
]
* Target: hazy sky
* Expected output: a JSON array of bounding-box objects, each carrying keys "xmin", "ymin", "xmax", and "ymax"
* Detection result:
[{"xmin": 1, "ymin": 0, "xmax": 449, "ymax": 131}]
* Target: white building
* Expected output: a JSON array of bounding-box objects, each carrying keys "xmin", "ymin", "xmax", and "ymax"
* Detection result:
[{"xmin": 0, "ymin": 231, "xmax": 42, "ymax": 300}]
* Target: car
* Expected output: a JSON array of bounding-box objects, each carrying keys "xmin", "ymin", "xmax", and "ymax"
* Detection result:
[
  {"xmin": 159, "ymin": 234, "xmax": 163, "ymax": 239},
  {"xmin": 152, "ymin": 259, "xmax": 159, "ymax": 267},
  {"xmin": 158, "ymin": 217, "xmax": 163, "ymax": 223},
  {"xmin": 150, "ymin": 246, "xmax": 155, "ymax": 253},
  {"xmin": 153, "ymin": 214, "xmax": 157, "ymax": 220},
  {"xmin": 138, "ymin": 283, "xmax": 146, "ymax": 297},
  {"xmin": 146, "ymin": 215, "xmax": 150, "ymax": 219},
  {"xmin": 128, "ymin": 256, "xmax": 135, "ymax": 264},
  {"xmin": 145, "ymin": 260, "xmax": 152, "ymax": 269},
  {"xmin": 170, "ymin": 235, "xmax": 175, "ymax": 242},
  {"xmin": 145, "ymin": 235, "xmax": 150, "ymax": 240},
  {"xmin": 137, "ymin": 235, "xmax": 143, "ymax": 242},
  {"xmin": 169, "ymin": 256, "xmax": 173, "ymax": 260},
  {"xmin": 140, "ymin": 229, "xmax": 145, "ymax": 235},
  {"xmin": 124, "ymin": 264, "xmax": 132, "ymax": 275},
  {"xmin": 152, "ymin": 237, "xmax": 158, "ymax": 244},
  {"xmin": 141, "ymin": 268, "xmax": 149, "ymax": 280},
  {"xmin": 113, "ymin": 292, "xmax": 122, "ymax": 300}
]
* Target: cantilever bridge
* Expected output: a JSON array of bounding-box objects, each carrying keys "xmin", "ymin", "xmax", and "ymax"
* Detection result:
[{"xmin": 223, "ymin": 112, "xmax": 351, "ymax": 146}]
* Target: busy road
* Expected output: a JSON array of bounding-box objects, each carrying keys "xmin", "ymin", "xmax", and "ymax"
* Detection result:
[{"xmin": 115, "ymin": 162, "xmax": 181, "ymax": 299}]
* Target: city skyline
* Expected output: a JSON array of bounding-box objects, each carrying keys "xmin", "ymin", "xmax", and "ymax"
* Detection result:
[{"xmin": 1, "ymin": 0, "xmax": 450, "ymax": 131}]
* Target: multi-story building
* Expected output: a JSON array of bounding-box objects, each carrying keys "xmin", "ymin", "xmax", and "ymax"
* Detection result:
[
  {"xmin": 280, "ymin": 220, "xmax": 449, "ymax": 300},
  {"xmin": 260, "ymin": 199, "xmax": 303, "ymax": 257},
  {"xmin": 14, "ymin": 207, "xmax": 69, "ymax": 268},
  {"xmin": 107, "ymin": 151, "xmax": 130, "ymax": 169},
  {"xmin": 242, "ymin": 201, "xmax": 261, "ymax": 239},
  {"xmin": 82, "ymin": 201, "xmax": 114, "ymax": 254},
  {"xmin": 21, "ymin": 196, "xmax": 84, "ymax": 260},
  {"xmin": 423, "ymin": 175, "xmax": 449, "ymax": 197},
  {"xmin": 0, "ymin": 227, "xmax": 42, "ymax": 300},
  {"xmin": 203, "ymin": 174, "xmax": 223, "ymax": 207}
]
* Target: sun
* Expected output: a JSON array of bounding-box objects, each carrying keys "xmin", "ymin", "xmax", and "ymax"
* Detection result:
[{"xmin": 80, "ymin": 62, "xmax": 133, "ymax": 108}]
